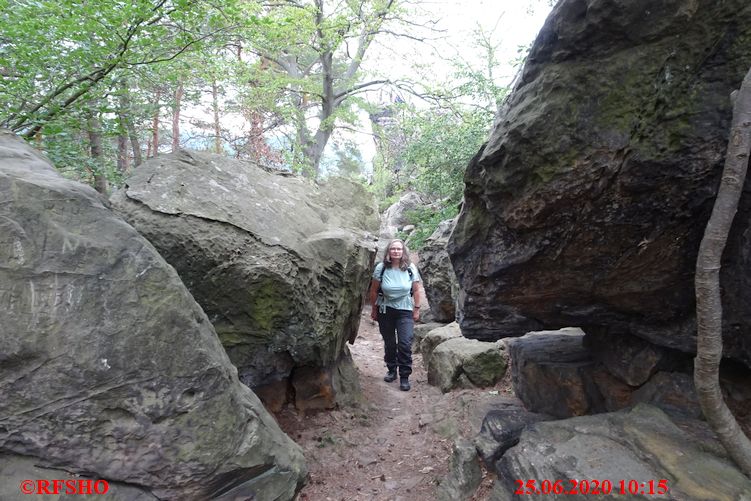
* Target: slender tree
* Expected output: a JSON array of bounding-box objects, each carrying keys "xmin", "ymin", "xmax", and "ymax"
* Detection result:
[
  {"xmin": 211, "ymin": 79, "xmax": 223, "ymax": 154},
  {"xmin": 172, "ymin": 83, "xmax": 184, "ymax": 152},
  {"xmin": 239, "ymin": 0, "xmax": 410, "ymax": 176},
  {"xmin": 86, "ymin": 108, "xmax": 109, "ymax": 194},
  {"xmin": 695, "ymin": 66, "xmax": 751, "ymax": 477},
  {"xmin": 117, "ymin": 79, "xmax": 143, "ymax": 168}
]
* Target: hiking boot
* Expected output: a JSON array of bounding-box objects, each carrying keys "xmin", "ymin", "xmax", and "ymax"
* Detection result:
[
  {"xmin": 399, "ymin": 377, "xmax": 411, "ymax": 391},
  {"xmin": 383, "ymin": 370, "xmax": 397, "ymax": 382}
]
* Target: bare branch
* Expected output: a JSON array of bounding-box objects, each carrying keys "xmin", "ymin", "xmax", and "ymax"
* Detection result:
[{"xmin": 334, "ymin": 78, "xmax": 390, "ymax": 101}]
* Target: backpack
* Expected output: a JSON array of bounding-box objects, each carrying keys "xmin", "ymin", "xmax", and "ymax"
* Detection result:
[{"xmin": 377, "ymin": 263, "xmax": 414, "ymax": 297}]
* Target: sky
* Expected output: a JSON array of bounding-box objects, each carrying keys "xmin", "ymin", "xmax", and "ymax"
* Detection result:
[
  {"xmin": 346, "ymin": 0, "xmax": 554, "ymax": 172},
  {"xmin": 375, "ymin": 0, "xmax": 553, "ymax": 85}
]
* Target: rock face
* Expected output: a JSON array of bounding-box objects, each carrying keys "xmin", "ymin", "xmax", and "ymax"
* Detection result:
[
  {"xmin": 506, "ymin": 328, "xmax": 605, "ymax": 418},
  {"xmin": 492, "ymin": 405, "xmax": 751, "ymax": 500},
  {"xmin": 420, "ymin": 322, "xmax": 463, "ymax": 374},
  {"xmin": 428, "ymin": 337, "xmax": 507, "ymax": 393},
  {"xmin": 111, "ymin": 150, "xmax": 378, "ymax": 411},
  {"xmin": 447, "ymin": 0, "xmax": 751, "ymax": 365},
  {"xmin": 474, "ymin": 398, "xmax": 551, "ymax": 467},
  {"xmin": 419, "ymin": 218, "xmax": 458, "ymax": 323},
  {"xmin": 0, "ymin": 131, "xmax": 306, "ymax": 499},
  {"xmin": 437, "ymin": 439, "xmax": 482, "ymax": 501},
  {"xmin": 379, "ymin": 191, "xmax": 425, "ymax": 241}
]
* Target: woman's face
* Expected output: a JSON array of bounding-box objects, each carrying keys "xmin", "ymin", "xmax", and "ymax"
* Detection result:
[{"xmin": 388, "ymin": 242, "xmax": 404, "ymax": 261}]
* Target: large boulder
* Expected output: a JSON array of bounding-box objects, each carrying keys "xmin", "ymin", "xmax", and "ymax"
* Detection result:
[
  {"xmin": 420, "ymin": 322, "xmax": 463, "ymax": 374},
  {"xmin": 419, "ymin": 218, "xmax": 458, "ymax": 323},
  {"xmin": 0, "ymin": 131, "xmax": 306, "ymax": 499},
  {"xmin": 492, "ymin": 404, "xmax": 751, "ymax": 500},
  {"xmin": 506, "ymin": 328, "xmax": 604, "ymax": 418},
  {"xmin": 474, "ymin": 398, "xmax": 551, "ymax": 467},
  {"xmin": 447, "ymin": 0, "xmax": 751, "ymax": 365},
  {"xmin": 437, "ymin": 439, "xmax": 482, "ymax": 501},
  {"xmin": 428, "ymin": 337, "xmax": 507, "ymax": 393},
  {"xmin": 111, "ymin": 150, "xmax": 378, "ymax": 411},
  {"xmin": 379, "ymin": 191, "xmax": 425, "ymax": 241}
]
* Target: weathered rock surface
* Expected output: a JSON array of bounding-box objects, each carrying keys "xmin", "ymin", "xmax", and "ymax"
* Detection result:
[
  {"xmin": 631, "ymin": 371, "xmax": 701, "ymax": 419},
  {"xmin": 507, "ymin": 328, "xmax": 749, "ymax": 421},
  {"xmin": 474, "ymin": 397, "xmax": 552, "ymax": 466},
  {"xmin": 420, "ymin": 322, "xmax": 463, "ymax": 373},
  {"xmin": 111, "ymin": 150, "xmax": 378, "ymax": 411},
  {"xmin": 447, "ymin": 0, "xmax": 751, "ymax": 366},
  {"xmin": 379, "ymin": 191, "xmax": 425, "ymax": 241},
  {"xmin": 419, "ymin": 218, "xmax": 458, "ymax": 323},
  {"xmin": 588, "ymin": 331, "xmax": 664, "ymax": 386},
  {"xmin": 428, "ymin": 337, "xmax": 507, "ymax": 393},
  {"xmin": 506, "ymin": 328, "xmax": 605, "ymax": 418},
  {"xmin": 492, "ymin": 404, "xmax": 751, "ymax": 500},
  {"xmin": 0, "ymin": 454, "xmax": 159, "ymax": 500},
  {"xmin": 0, "ymin": 131, "xmax": 306, "ymax": 499},
  {"xmin": 437, "ymin": 439, "xmax": 482, "ymax": 501},
  {"xmin": 414, "ymin": 322, "xmax": 445, "ymax": 353}
]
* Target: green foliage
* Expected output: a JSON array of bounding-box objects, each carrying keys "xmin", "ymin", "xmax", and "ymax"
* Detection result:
[
  {"xmin": 371, "ymin": 20, "xmax": 517, "ymax": 244},
  {"xmin": 0, "ymin": 0, "xmax": 226, "ymax": 135},
  {"xmin": 0, "ymin": 0, "xmax": 249, "ymax": 191},
  {"xmin": 402, "ymin": 108, "xmax": 492, "ymax": 205},
  {"xmin": 231, "ymin": 0, "xmax": 406, "ymax": 176},
  {"xmin": 399, "ymin": 203, "xmax": 459, "ymax": 250},
  {"xmin": 330, "ymin": 140, "xmax": 366, "ymax": 179}
]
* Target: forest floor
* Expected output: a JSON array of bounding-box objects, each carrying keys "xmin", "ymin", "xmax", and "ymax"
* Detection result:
[{"xmin": 275, "ymin": 308, "xmax": 515, "ymax": 501}]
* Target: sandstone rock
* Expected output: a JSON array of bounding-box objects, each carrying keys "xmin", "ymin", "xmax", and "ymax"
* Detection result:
[
  {"xmin": 588, "ymin": 331, "xmax": 663, "ymax": 386},
  {"xmin": 0, "ymin": 131, "xmax": 306, "ymax": 499},
  {"xmin": 437, "ymin": 439, "xmax": 482, "ymax": 501},
  {"xmin": 492, "ymin": 404, "xmax": 751, "ymax": 500},
  {"xmin": 111, "ymin": 150, "xmax": 378, "ymax": 410},
  {"xmin": 0, "ymin": 453, "xmax": 160, "ymax": 500},
  {"xmin": 447, "ymin": 0, "xmax": 751, "ymax": 367},
  {"xmin": 428, "ymin": 337, "xmax": 507, "ymax": 392},
  {"xmin": 379, "ymin": 191, "xmax": 425, "ymax": 241},
  {"xmin": 474, "ymin": 397, "xmax": 552, "ymax": 466},
  {"xmin": 591, "ymin": 366, "xmax": 635, "ymax": 412},
  {"xmin": 419, "ymin": 322, "xmax": 463, "ymax": 373},
  {"xmin": 419, "ymin": 218, "xmax": 458, "ymax": 323},
  {"xmin": 506, "ymin": 328, "xmax": 605, "ymax": 418},
  {"xmin": 631, "ymin": 371, "xmax": 701, "ymax": 419},
  {"xmin": 414, "ymin": 322, "xmax": 445, "ymax": 353}
]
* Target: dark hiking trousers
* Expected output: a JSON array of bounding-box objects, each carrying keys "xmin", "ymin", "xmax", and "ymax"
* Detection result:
[{"xmin": 377, "ymin": 306, "xmax": 414, "ymax": 378}]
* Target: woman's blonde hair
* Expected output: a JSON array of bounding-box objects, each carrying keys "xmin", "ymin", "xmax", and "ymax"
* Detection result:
[{"xmin": 382, "ymin": 239, "xmax": 411, "ymax": 271}]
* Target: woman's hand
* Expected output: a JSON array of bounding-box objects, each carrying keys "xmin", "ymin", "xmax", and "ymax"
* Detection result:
[
  {"xmin": 412, "ymin": 308, "xmax": 420, "ymax": 322},
  {"xmin": 370, "ymin": 305, "xmax": 378, "ymax": 321}
]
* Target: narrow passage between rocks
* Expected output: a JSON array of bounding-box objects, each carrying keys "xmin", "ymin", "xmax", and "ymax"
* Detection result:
[{"xmin": 276, "ymin": 309, "xmax": 508, "ymax": 500}]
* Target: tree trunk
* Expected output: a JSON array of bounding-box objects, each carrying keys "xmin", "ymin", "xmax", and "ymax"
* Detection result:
[
  {"xmin": 247, "ymin": 57, "xmax": 272, "ymax": 164},
  {"xmin": 151, "ymin": 88, "xmax": 161, "ymax": 157},
  {"xmin": 86, "ymin": 111, "xmax": 108, "ymax": 195},
  {"xmin": 212, "ymin": 79, "xmax": 222, "ymax": 154},
  {"xmin": 172, "ymin": 83, "xmax": 183, "ymax": 152},
  {"xmin": 116, "ymin": 133, "xmax": 129, "ymax": 174},
  {"xmin": 118, "ymin": 80, "xmax": 142, "ymax": 167},
  {"xmin": 695, "ymin": 66, "xmax": 751, "ymax": 477}
]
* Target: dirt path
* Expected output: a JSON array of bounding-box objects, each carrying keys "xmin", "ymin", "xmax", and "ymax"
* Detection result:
[{"xmin": 276, "ymin": 309, "xmax": 510, "ymax": 500}]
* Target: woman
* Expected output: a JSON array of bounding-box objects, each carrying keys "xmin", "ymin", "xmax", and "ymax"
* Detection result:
[{"xmin": 368, "ymin": 239, "xmax": 421, "ymax": 391}]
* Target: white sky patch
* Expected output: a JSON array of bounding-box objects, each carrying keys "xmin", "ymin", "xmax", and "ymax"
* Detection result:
[{"xmin": 351, "ymin": 0, "xmax": 554, "ymax": 171}]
